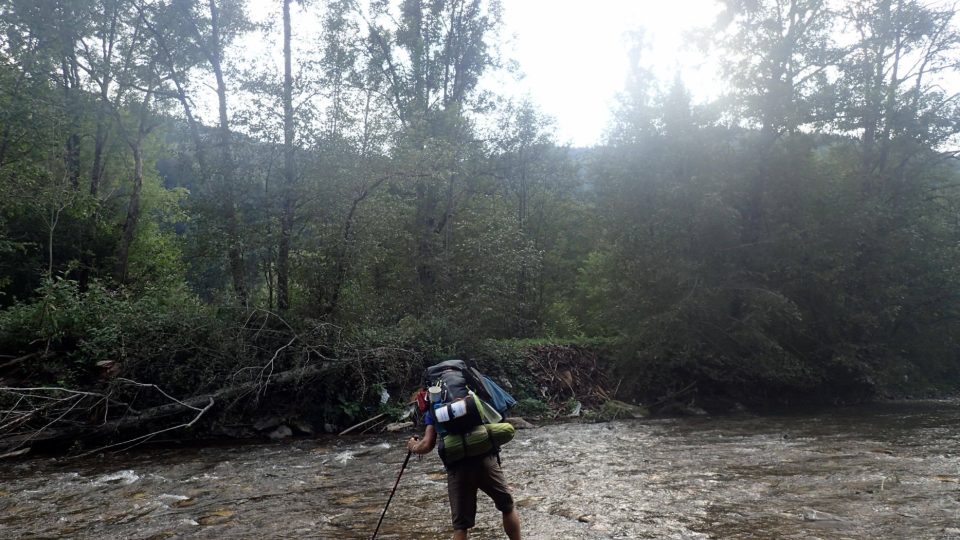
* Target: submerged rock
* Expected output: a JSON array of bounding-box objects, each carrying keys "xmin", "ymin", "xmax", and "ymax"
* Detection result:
[
  {"xmin": 288, "ymin": 418, "xmax": 315, "ymax": 435},
  {"xmin": 253, "ymin": 416, "xmax": 283, "ymax": 432},
  {"xmin": 386, "ymin": 421, "xmax": 414, "ymax": 432},
  {"xmin": 505, "ymin": 417, "xmax": 536, "ymax": 429},
  {"xmin": 801, "ymin": 507, "xmax": 847, "ymax": 522},
  {"xmin": 685, "ymin": 405, "xmax": 708, "ymax": 416},
  {"xmin": 266, "ymin": 425, "xmax": 293, "ymax": 440},
  {"xmin": 95, "ymin": 470, "xmax": 140, "ymax": 485},
  {"xmin": 658, "ymin": 402, "xmax": 707, "ymax": 417},
  {"xmin": 197, "ymin": 509, "xmax": 235, "ymax": 526},
  {"xmin": 600, "ymin": 400, "xmax": 650, "ymax": 420},
  {"xmin": 214, "ymin": 425, "xmax": 253, "ymax": 438}
]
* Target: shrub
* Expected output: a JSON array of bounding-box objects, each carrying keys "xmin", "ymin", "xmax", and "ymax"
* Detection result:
[{"xmin": 0, "ymin": 278, "xmax": 234, "ymax": 396}]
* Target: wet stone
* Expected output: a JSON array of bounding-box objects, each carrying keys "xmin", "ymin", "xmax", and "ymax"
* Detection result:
[
  {"xmin": 386, "ymin": 421, "xmax": 414, "ymax": 432},
  {"xmin": 252, "ymin": 416, "xmax": 283, "ymax": 432},
  {"xmin": 335, "ymin": 494, "xmax": 362, "ymax": 505},
  {"xmin": 197, "ymin": 509, "xmax": 235, "ymax": 526},
  {"xmin": 266, "ymin": 425, "xmax": 293, "ymax": 441},
  {"xmin": 288, "ymin": 418, "xmax": 315, "ymax": 435},
  {"xmin": 516, "ymin": 496, "xmax": 544, "ymax": 508},
  {"xmin": 505, "ymin": 417, "xmax": 536, "ymax": 429},
  {"xmin": 802, "ymin": 507, "xmax": 848, "ymax": 522}
]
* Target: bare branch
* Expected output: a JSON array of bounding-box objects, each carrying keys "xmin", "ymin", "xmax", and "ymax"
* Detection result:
[{"xmin": 74, "ymin": 397, "xmax": 215, "ymax": 458}]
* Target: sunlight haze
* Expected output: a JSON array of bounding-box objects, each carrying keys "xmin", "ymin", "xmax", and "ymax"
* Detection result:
[
  {"xmin": 242, "ymin": 0, "xmax": 723, "ymax": 147},
  {"xmin": 500, "ymin": 0, "xmax": 722, "ymax": 145}
]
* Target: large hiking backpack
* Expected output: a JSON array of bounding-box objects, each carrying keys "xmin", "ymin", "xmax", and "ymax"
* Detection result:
[
  {"xmin": 422, "ymin": 359, "xmax": 516, "ymax": 419},
  {"xmin": 422, "ymin": 360, "xmax": 517, "ymax": 464}
]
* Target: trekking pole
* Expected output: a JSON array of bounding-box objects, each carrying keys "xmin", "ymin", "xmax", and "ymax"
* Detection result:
[{"xmin": 371, "ymin": 449, "xmax": 413, "ymax": 540}]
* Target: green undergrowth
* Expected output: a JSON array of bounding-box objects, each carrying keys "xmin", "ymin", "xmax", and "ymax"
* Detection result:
[{"xmin": 1, "ymin": 280, "xmax": 955, "ymax": 449}]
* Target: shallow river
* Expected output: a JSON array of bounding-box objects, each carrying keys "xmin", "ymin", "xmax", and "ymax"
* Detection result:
[{"xmin": 1, "ymin": 400, "xmax": 958, "ymax": 539}]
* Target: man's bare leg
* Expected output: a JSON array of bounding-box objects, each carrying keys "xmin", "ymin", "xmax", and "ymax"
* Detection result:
[
  {"xmin": 503, "ymin": 509, "xmax": 521, "ymax": 540},
  {"xmin": 453, "ymin": 529, "xmax": 468, "ymax": 540}
]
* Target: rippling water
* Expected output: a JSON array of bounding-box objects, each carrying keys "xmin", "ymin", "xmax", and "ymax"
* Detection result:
[{"xmin": 1, "ymin": 400, "xmax": 958, "ymax": 539}]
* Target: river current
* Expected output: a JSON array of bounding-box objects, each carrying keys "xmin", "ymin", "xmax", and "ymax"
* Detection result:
[{"xmin": 1, "ymin": 400, "xmax": 958, "ymax": 539}]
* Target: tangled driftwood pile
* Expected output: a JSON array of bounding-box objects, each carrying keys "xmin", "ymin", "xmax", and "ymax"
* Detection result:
[{"xmin": 523, "ymin": 345, "xmax": 617, "ymax": 408}]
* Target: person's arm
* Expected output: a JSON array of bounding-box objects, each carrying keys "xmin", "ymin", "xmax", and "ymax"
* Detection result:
[{"xmin": 407, "ymin": 424, "xmax": 437, "ymax": 454}]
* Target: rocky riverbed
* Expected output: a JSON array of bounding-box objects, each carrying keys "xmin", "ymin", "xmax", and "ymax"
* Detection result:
[{"xmin": 1, "ymin": 399, "xmax": 958, "ymax": 539}]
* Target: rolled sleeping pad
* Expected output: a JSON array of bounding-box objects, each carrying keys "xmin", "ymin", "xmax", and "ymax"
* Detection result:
[
  {"xmin": 440, "ymin": 422, "xmax": 516, "ymax": 464},
  {"xmin": 434, "ymin": 394, "xmax": 483, "ymax": 434}
]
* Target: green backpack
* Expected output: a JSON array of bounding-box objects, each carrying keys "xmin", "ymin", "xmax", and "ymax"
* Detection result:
[{"xmin": 439, "ymin": 422, "xmax": 516, "ymax": 464}]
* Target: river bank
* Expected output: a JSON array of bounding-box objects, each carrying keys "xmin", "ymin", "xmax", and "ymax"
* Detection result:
[{"xmin": 3, "ymin": 337, "xmax": 958, "ymax": 458}]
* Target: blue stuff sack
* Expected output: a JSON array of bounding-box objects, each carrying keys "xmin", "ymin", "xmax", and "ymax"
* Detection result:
[{"xmin": 479, "ymin": 375, "xmax": 516, "ymax": 416}]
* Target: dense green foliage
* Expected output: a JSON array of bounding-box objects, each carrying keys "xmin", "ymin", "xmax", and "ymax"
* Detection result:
[{"xmin": 1, "ymin": 0, "xmax": 959, "ymax": 416}]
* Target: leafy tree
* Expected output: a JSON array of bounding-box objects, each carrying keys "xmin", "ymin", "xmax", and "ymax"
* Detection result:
[
  {"xmin": 714, "ymin": 0, "xmax": 838, "ymax": 135},
  {"xmin": 365, "ymin": 0, "xmax": 503, "ymax": 312},
  {"xmin": 170, "ymin": 0, "xmax": 252, "ymax": 305}
]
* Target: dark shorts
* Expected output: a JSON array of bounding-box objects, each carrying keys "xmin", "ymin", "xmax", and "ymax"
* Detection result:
[{"xmin": 447, "ymin": 453, "xmax": 515, "ymax": 530}]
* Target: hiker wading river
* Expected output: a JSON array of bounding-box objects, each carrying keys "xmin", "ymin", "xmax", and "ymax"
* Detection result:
[
  {"xmin": 406, "ymin": 360, "xmax": 522, "ymax": 539},
  {"xmin": 407, "ymin": 422, "xmax": 521, "ymax": 539}
]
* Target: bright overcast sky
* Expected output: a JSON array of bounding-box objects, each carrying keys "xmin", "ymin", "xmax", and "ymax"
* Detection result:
[
  {"xmin": 498, "ymin": 0, "xmax": 722, "ymax": 146},
  {"xmin": 242, "ymin": 0, "xmax": 723, "ymax": 147},
  {"xmin": 239, "ymin": 0, "xmax": 960, "ymax": 148}
]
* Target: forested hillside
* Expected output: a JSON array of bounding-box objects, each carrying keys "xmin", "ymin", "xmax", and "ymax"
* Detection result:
[{"xmin": 1, "ymin": 0, "xmax": 959, "ymax": 449}]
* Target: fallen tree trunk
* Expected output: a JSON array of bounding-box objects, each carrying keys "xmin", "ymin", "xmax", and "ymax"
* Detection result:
[
  {"xmin": 0, "ymin": 360, "xmax": 347, "ymax": 454},
  {"xmin": 339, "ymin": 412, "xmax": 387, "ymax": 436},
  {"xmin": 0, "ymin": 352, "xmax": 39, "ymax": 371}
]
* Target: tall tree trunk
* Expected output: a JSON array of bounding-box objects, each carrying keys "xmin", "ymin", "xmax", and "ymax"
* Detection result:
[
  {"xmin": 876, "ymin": 0, "xmax": 904, "ymax": 177},
  {"xmin": 0, "ymin": 68, "xmax": 28, "ymax": 169},
  {"xmin": 0, "ymin": 124, "xmax": 11, "ymax": 170},
  {"xmin": 208, "ymin": 0, "xmax": 248, "ymax": 306},
  {"xmin": 277, "ymin": 0, "xmax": 296, "ymax": 312},
  {"xmin": 415, "ymin": 180, "xmax": 438, "ymax": 312},
  {"xmin": 861, "ymin": 0, "xmax": 892, "ymax": 182},
  {"xmin": 90, "ymin": 69, "xmax": 113, "ymax": 197},
  {"xmin": 90, "ymin": 5, "xmax": 120, "ymax": 197},
  {"xmin": 60, "ymin": 54, "xmax": 82, "ymax": 190},
  {"xmin": 139, "ymin": 6, "xmax": 209, "ymax": 178},
  {"xmin": 115, "ymin": 144, "xmax": 143, "ymax": 283},
  {"xmin": 516, "ymin": 151, "xmax": 529, "ymax": 335},
  {"xmin": 326, "ymin": 175, "xmax": 391, "ymax": 317},
  {"xmin": 80, "ymin": 96, "xmax": 110, "ymax": 291},
  {"xmin": 114, "ymin": 83, "xmax": 157, "ymax": 284},
  {"xmin": 90, "ymin": 118, "xmax": 109, "ymax": 197}
]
